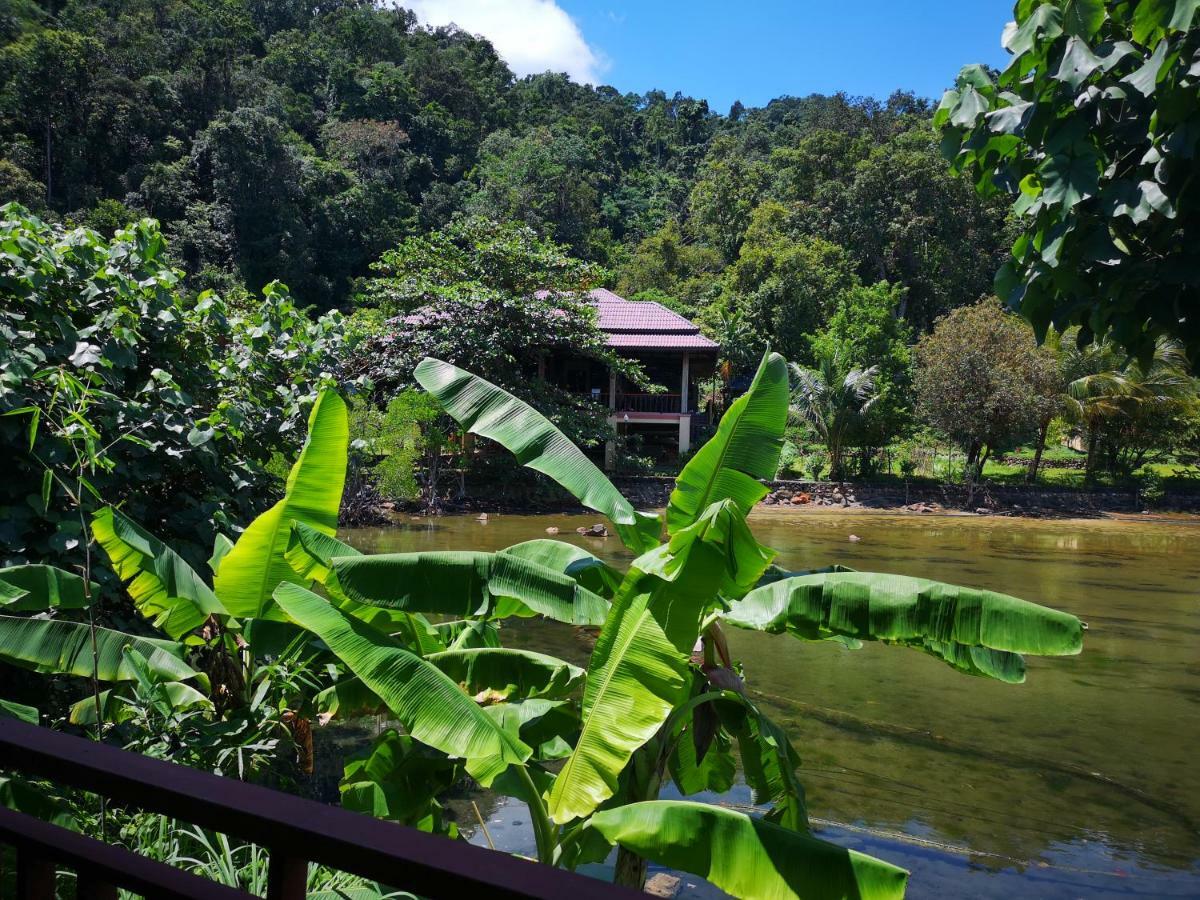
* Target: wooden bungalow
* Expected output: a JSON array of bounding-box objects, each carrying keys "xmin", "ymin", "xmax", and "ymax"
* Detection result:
[{"xmin": 540, "ymin": 289, "xmax": 720, "ymax": 469}]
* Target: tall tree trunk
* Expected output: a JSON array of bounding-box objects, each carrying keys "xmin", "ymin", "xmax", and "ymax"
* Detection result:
[
  {"xmin": 963, "ymin": 440, "xmax": 982, "ymax": 506},
  {"xmin": 1027, "ymin": 417, "xmax": 1050, "ymax": 484},
  {"xmin": 977, "ymin": 444, "xmax": 991, "ymax": 483},
  {"xmin": 1085, "ymin": 430, "xmax": 1099, "ymax": 483}
]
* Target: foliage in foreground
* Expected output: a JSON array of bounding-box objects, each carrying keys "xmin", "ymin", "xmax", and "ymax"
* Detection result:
[
  {"xmin": 0, "ymin": 353, "xmax": 1085, "ymax": 898},
  {"xmin": 0, "ymin": 205, "xmax": 349, "ymax": 576}
]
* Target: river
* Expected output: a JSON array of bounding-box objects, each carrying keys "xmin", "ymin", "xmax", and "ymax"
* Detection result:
[{"xmin": 342, "ymin": 509, "xmax": 1200, "ymax": 899}]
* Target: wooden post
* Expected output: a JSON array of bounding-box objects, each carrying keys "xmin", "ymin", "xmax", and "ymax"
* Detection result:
[
  {"xmin": 267, "ymin": 853, "xmax": 308, "ymax": 900},
  {"xmin": 76, "ymin": 872, "xmax": 118, "ymax": 900},
  {"xmin": 16, "ymin": 848, "xmax": 54, "ymax": 899},
  {"xmin": 680, "ymin": 353, "xmax": 690, "ymax": 413},
  {"xmin": 608, "ymin": 369, "xmax": 617, "ymax": 410}
]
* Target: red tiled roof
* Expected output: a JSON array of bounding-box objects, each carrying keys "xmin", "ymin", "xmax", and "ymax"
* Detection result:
[
  {"xmin": 587, "ymin": 288, "xmax": 718, "ymax": 351},
  {"xmin": 405, "ymin": 288, "xmax": 719, "ymax": 352},
  {"xmin": 606, "ymin": 332, "xmax": 721, "ymax": 350}
]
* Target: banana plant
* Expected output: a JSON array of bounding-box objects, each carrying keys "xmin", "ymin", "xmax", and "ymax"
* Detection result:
[
  {"xmin": 264, "ymin": 352, "xmax": 1083, "ymax": 899},
  {"xmin": 0, "ymin": 391, "xmax": 358, "ymax": 752}
]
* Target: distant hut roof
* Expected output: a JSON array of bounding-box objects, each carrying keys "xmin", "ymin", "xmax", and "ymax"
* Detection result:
[
  {"xmin": 538, "ymin": 287, "xmax": 720, "ymax": 352},
  {"xmin": 401, "ymin": 288, "xmax": 719, "ymax": 352}
]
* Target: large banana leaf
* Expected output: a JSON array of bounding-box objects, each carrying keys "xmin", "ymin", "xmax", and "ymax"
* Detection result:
[
  {"xmin": 426, "ymin": 648, "xmax": 584, "ymax": 702},
  {"xmin": 283, "ymin": 523, "xmax": 443, "ymax": 650},
  {"xmin": 318, "ymin": 648, "xmax": 583, "ymax": 721},
  {"xmin": 665, "ymin": 350, "xmax": 789, "ymax": 534},
  {"xmin": 588, "ymin": 801, "xmax": 908, "ymax": 900},
  {"xmin": 547, "ymin": 502, "xmax": 774, "ymax": 824},
  {"xmin": 273, "ymin": 583, "xmax": 529, "ymax": 781},
  {"xmin": 214, "ymin": 390, "xmax": 348, "ymax": 619},
  {"xmin": 328, "ymin": 550, "xmax": 609, "ymax": 626},
  {"xmin": 500, "ymin": 539, "xmax": 623, "ymax": 598},
  {"xmin": 414, "ymin": 357, "xmax": 660, "ymax": 552},
  {"xmin": 722, "ymin": 571, "xmax": 1084, "ymax": 682},
  {"xmin": 92, "ymin": 507, "xmax": 226, "ymax": 639},
  {"xmin": 0, "ymin": 565, "xmax": 92, "ymax": 612},
  {"xmin": 0, "ymin": 615, "xmax": 197, "ymax": 682}
]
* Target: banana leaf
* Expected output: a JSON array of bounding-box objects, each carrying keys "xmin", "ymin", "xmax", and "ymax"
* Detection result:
[
  {"xmin": 426, "ymin": 648, "xmax": 584, "ymax": 702},
  {"xmin": 484, "ymin": 698, "xmax": 580, "ymax": 761},
  {"xmin": 587, "ymin": 801, "xmax": 908, "ymax": 900},
  {"xmin": 0, "ymin": 776, "xmax": 78, "ymax": 831},
  {"xmin": 315, "ymin": 674, "xmax": 388, "ymax": 723},
  {"xmin": 435, "ymin": 619, "xmax": 500, "ymax": 650},
  {"xmin": 0, "ymin": 615, "xmax": 197, "ymax": 682},
  {"xmin": 285, "ymin": 520, "xmax": 360, "ymax": 583},
  {"xmin": 284, "ymin": 523, "xmax": 445, "ymax": 651},
  {"xmin": 726, "ymin": 700, "xmax": 808, "ymax": 832},
  {"xmin": 273, "ymin": 583, "xmax": 530, "ymax": 782},
  {"xmin": 0, "ymin": 564, "xmax": 93, "ymax": 612},
  {"xmin": 340, "ymin": 729, "xmax": 460, "ymax": 833},
  {"xmin": 665, "ymin": 350, "xmax": 789, "ymax": 534},
  {"xmin": 722, "ymin": 571, "xmax": 1084, "ymax": 677},
  {"xmin": 414, "ymin": 357, "xmax": 660, "ymax": 552},
  {"xmin": 214, "ymin": 390, "xmax": 348, "ymax": 619},
  {"xmin": 328, "ymin": 550, "xmax": 610, "ymax": 627},
  {"xmin": 547, "ymin": 502, "xmax": 774, "ymax": 824},
  {"xmin": 668, "ymin": 722, "xmax": 736, "ymax": 796},
  {"xmin": 92, "ymin": 507, "xmax": 226, "ymax": 639},
  {"xmin": 500, "ymin": 539, "xmax": 623, "ymax": 597},
  {"xmin": 0, "ymin": 698, "xmax": 38, "ymax": 724},
  {"xmin": 208, "ymin": 533, "xmax": 234, "ymax": 578},
  {"xmin": 68, "ymin": 681, "xmax": 212, "ymax": 725}
]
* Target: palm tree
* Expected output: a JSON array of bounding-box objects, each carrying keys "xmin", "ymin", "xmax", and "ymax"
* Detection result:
[
  {"xmin": 1060, "ymin": 336, "xmax": 1196, "ymax": 478},
  {"xmin": 788, "ymin": 350, "xmax": 878, "ymax": 481}
]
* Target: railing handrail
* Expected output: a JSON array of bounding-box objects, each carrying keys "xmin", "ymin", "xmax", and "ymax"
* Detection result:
[
  {"xmin": 0, "ymin": 806, "xmax": 250, "ymax": 900},
  {"xmin": 0, "ymin": 719, "xmax": 638, "ymax": 900}
]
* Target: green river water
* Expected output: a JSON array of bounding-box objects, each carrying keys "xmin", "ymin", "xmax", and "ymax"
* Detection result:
[{"xmin": 342, "ymin": 509, "xmax": 1200, "ymax": 899}]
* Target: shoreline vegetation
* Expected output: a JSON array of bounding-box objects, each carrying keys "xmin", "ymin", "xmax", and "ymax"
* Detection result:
[{"xmin": 347, "ymin": 474, "xmax": 1200, "ymax": 525}]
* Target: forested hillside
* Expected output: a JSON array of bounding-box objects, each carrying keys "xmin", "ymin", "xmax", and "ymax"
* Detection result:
[{"xmin": 0, "ymin": 0, "xmax": 1009, "ymax": 341}]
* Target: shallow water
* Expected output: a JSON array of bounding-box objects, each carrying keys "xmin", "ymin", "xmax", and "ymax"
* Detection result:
[{"xmin": 344, "ymin": 510, "xmax": 1200, "ymax": 898}]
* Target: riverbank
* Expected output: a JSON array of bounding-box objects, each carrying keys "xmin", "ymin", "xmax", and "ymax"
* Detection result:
[{"xmin": 346, "ymin": 475, "xmax": 1200, "ymax": 524}]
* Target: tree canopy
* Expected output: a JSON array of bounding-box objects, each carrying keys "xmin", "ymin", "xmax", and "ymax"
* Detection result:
[{"xmin": 937, "ymin": 0, "xmax": 1200, "ymax": 367}]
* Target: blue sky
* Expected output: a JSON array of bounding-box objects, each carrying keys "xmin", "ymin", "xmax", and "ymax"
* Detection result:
[{"xmin": 407, "ymin": 1, "xmax": 1015, "ymax": 110}]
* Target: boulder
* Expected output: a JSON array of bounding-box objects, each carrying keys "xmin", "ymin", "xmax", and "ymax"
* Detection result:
[{"xmin": 545, "ymin": 526, "xmax": 559, "ymax": 535}]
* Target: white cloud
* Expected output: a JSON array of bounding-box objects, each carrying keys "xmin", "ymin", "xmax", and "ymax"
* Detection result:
[{"xmin": 405, "ymin": 0, "xmax": 606, "ymax": 84}]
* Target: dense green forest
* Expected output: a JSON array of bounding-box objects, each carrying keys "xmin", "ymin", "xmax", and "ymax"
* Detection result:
[{"xmin": 0, "ymin": 0, "xmax": 1008, "ymax": 337}]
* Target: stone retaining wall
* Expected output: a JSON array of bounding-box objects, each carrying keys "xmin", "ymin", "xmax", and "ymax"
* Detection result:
[{"xmin": 612, "ymin": 475, "xmax": 1200, "ymax": 514}]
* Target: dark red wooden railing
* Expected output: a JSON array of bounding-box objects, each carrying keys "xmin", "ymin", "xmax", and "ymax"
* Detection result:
[
  {"xmin": 0, "ymin": 719, "xmax": 637, "ymax": 900},
  {"xmin": 615, "ymin": 393, "xmax": 682, "ymax": 414}
]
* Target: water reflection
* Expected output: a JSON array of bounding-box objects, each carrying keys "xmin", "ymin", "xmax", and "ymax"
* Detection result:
[{"xmin": 344, "ymin": 510, "xmax": 1200, "ymax": 897}]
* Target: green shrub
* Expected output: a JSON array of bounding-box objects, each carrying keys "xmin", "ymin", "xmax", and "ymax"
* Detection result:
[{"xmin": 0, "ymin": 204, "xmax": 351, "ymax": 575}]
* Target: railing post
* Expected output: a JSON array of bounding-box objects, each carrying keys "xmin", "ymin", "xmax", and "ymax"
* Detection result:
[
  {"xmin": 76, "ymin": 871, "xmax": 119, "ymax": 900},
  {"xmin": 16, "ymin": 847, "xmax": 55, "ymax": 899},
  {"xmin": 267, "ymin": 852, "xmax": 307, "ymax": 900}
]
